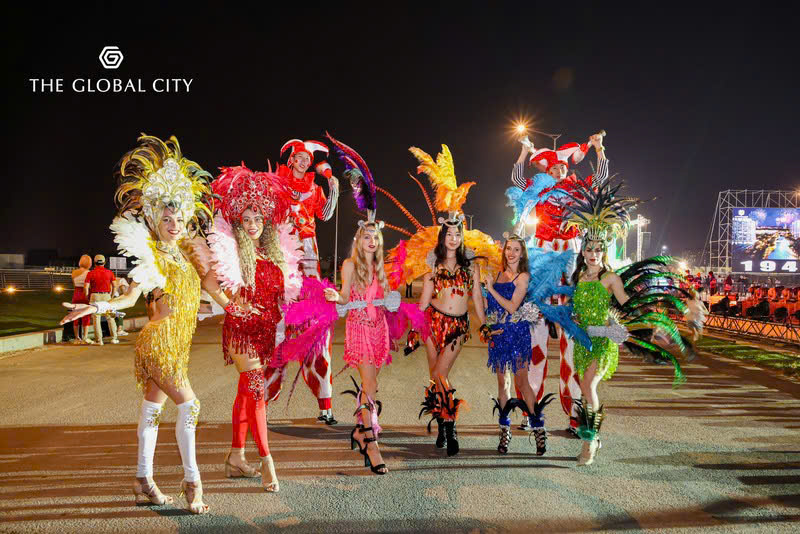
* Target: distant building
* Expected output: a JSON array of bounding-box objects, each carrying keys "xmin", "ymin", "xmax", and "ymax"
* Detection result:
[
  {"xmin": 0, "ymin": 254, "xmax": 24, "ymax": 268},
  {"xmin": 791, "ymin": 219, "xmax": 800, "ymax": 239},
  {"xmin": 732, "ymin": 211, "xmax": 756, "ymax": 245}
]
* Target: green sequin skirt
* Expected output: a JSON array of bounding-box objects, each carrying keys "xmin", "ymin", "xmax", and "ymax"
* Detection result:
[{"xmin": 574, "ymin": 336, "xmax": 618, "ymax": 381}]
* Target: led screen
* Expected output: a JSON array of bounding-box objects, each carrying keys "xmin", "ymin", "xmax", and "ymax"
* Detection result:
[{"xmin": 731, "ymin": 208, "xmax": 800, "ymax": 273}]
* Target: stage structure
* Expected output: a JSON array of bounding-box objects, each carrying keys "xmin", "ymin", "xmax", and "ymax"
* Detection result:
[{"xmin": 703, "ymin": 190, "xmax": 800, "ymax": 275}]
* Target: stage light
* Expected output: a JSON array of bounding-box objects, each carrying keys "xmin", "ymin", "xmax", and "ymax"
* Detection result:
[
  {"xmin": 5, "ymin": 286, "xmax": 16, "ymax": 294},
  {"xmin": 53, "ymin": 285, "xmax": 64, "ymax": 293},
  {"xmin": 516, "ymin": 123, "xmax": 527, "ymax": 134}
]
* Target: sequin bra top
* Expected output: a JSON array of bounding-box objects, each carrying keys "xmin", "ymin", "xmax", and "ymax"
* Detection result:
[{"xmin": 433, "ymin": 263, "xmax": 473, "ymax": 299}]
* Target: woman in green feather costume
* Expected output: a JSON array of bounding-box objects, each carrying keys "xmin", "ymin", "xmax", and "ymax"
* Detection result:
[{"xmin": 563, "ymin": 179, "xmax": 691, "ymax": 467}]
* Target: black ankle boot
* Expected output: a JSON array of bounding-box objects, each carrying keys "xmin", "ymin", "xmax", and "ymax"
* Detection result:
[
  {"xmin": 444, "ymin": 421, "xmax": 459, "ymax": 456},
  {"xmin": 435, "ymin": 417, "xmax": 446, "ymax": 448}
]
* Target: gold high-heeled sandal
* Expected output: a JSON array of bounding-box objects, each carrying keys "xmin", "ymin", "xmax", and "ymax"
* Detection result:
[
  {"xmin": 133, "ymin": 477, "xmax": 173, "ymax": 506},
  {"xmin": 259, "ymin": 455, "xmax": 280, "ymax": 493},
  {"xmin": 179, "ymin": 479, "xmax": 210, "ymax": 514},
  {"xmin": 224, "ymin": 451, "xmax": 258, "ymax": 478}
]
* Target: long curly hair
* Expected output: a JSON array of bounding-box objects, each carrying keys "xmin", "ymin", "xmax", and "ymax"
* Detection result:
[
  {"xmin": 234, "ymin": 222, "xmax": 285, "ymax": 288},
  {"xmin": 433, "ymin": 221, "xmax": 471, "ymax": 269},
  {"xmin": 348, "ymin": 223, "xmax": 388, "ymax": 292}
]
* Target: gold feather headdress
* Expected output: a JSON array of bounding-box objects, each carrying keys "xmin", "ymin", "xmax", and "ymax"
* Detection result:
[
  {"xmin": 408, "ymin": 144, "xmax": 475, "ymax": 226},
  {"xmin": 115, "ymin": 134, "xmax": 214, "ymax": 233}
]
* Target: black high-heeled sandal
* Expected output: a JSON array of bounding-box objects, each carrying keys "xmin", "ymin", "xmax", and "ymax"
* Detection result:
[
  {"xmin": 497, "ymin": 426, "xmax": 512, "ymax": 454},
  {"xmin": 350, "ymin": 424, "xmax": 365, "ymax": 452},
  {"xmin": 360, "ymin": 427, "xmax": 387, "ymax": 475}
]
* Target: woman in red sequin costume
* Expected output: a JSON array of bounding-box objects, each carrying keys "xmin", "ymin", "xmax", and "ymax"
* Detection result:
[
  {"xmin": 418, "ymin": 215, "xmax": 487, "ymax": 456},
  {"xmin": 204, "ymin": 165, "xmax": 301, "ymax": 493}
]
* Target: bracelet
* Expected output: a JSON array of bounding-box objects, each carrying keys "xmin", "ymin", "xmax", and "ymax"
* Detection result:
[
  {"xmin": 225, "ymin": 302, "xmax": 252, "ymax": 318},
  {"xmin": 479, "ymin": 323, "xmax": 492, "ymax": 343}
]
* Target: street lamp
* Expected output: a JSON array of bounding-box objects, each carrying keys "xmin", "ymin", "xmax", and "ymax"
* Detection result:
[{"xmin": 529, "ymin": 128, "xmax": 562, "ymax": 150}]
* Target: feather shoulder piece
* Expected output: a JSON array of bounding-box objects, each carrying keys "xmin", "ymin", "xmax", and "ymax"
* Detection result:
[
  {"xmin": 207, "ymin": 213, "xmax": 244, "ymax": 292},
  {"xmin": 110, "ymin": 214, "xmax": 166, "ymax": 295}
]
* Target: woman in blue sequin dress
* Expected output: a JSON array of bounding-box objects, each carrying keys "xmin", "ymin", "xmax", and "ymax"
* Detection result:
[{"xmin": 482, "ymin": 235, "xmax": 539, "ymax": 454}]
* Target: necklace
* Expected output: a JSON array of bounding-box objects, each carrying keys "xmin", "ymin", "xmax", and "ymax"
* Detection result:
[
  {"xmin": 582, "ymin": 267, "xmax": 602, "ymax": 281},
  {"xmin": 156, "ymin": 241, "xmax": 185, "ymax": 267}
]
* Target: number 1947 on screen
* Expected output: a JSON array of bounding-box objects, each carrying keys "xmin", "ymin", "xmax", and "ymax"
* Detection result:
[{"xmin": 740, "ymin": 260, "xmax": 798, "ymax": 272}]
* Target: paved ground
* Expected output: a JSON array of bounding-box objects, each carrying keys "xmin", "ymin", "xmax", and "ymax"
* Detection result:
[{"xmin": 0, "ymin": 313, "xmax": 798, "ymax": 533}]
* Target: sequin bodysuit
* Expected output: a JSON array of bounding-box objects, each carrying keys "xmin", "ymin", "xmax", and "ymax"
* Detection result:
[
  {"xmin": 222, "ymin": 257, "xmax": 284, "ymax": 366},
  {"xmin": 134, "ymin": 248, "xmax": 201, "ymax": 390},
  {"xmin": 573, "ymin": 280, "xmax": 618, "ymax": 380}
]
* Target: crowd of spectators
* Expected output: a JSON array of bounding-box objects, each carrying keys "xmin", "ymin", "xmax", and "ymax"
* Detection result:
[
  {"xmin": 682, "ymin": 270, "xmax": 800, "ymax": 323},
  {"xmin": 68, "ymin": 254, "xmax": 129, "ymax": 344}
]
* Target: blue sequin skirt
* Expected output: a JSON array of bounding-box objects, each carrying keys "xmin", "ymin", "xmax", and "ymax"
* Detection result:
[{"xmin": 486, "ymin": 320, "xmax": 532, "ymax": 374}]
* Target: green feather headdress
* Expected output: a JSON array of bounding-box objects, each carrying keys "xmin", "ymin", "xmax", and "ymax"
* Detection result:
[{"xmin": 562, "ymin": 179, "xmax": 641, "ymax": 245}]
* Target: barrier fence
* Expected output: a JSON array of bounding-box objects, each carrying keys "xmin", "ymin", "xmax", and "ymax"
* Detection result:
[
  {"xmin": 702, "ymin": 313, "xmax": 800, "ymax": 346},
  {"xmin": 0, "ymin": 269, "xmax": 129, "ymax": 291}
]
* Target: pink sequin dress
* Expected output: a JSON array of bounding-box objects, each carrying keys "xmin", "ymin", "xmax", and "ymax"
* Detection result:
[{"xmin": 343, "ymin": 275, "xmax": 391, "ymax": 368}]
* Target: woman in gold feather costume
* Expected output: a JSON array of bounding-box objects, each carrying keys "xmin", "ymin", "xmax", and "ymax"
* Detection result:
[{"xmin": 61, "ymin": 134, "xmax": 217, "ymax": 514}]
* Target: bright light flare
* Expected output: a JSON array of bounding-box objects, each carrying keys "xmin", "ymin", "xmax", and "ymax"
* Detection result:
[
  {"xmin": 53, "ymin": 285, "xmax": 64, "ymax": 293},
  {"xmin": 678, "ymin": 261, "xmax": 688, "ymax": 271},
  {"xmin": 5, "ymin": 286, "xmax": 16, "ymax": 294},
  {"xmin": 507, "ymin": 115, "xmax": 533, "ymax": 139}
]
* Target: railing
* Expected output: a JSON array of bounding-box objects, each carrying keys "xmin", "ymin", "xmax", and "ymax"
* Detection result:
[
  {"xmin": 0, "ymin": 269, "xmax": 129, "ymax": 290},
  {"xmin": 702, "ymin": 313, "xmax": 800, "ymax": 346}
]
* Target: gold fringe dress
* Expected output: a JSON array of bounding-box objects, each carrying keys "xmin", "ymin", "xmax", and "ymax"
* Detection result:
[{"xmin": 134, "ymin": 247, "xmax": 201, "ymax": 390}]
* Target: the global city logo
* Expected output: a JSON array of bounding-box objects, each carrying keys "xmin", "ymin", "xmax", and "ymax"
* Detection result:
[
  {"xmin": 29, "ymin": 47, "xmax": 193, "ymax": 94},
  {"xmin": 98, "ymin": 46, "xmax": 124, "ymax": 69}
]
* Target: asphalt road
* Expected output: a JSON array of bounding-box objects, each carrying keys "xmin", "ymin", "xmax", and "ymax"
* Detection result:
[{"xmin": 0, "ymin": 314, "xmax": 798, "ymax": 533}]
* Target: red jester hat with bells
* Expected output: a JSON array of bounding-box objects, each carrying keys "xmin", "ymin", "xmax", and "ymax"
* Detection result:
[
  {"xmin": 278, "ymin": 139, "xmax": 333, "ymax": 239},
  {"xmin": 528, "ymin": 142, "xmax": 589, "ymax": 173},
  {"xmin": 527, "ymin": 142, "xmax": 592, "ymax": 243}
]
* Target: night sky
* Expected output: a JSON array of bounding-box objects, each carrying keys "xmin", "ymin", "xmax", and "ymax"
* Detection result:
[{"xmin": 4, "ymin": 3, "xmax": 799, "ymax": 263}]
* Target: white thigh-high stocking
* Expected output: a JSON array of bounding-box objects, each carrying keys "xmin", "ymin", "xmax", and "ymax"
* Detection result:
[
  {"xmin": 136, "ymin": 400, "xmax": 164, "ymax": 478},
  {"xmin": 175, "ymin": 398, "xmax": 202, "ymax": 483}
]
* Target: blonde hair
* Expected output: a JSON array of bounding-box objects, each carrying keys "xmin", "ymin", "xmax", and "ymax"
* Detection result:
[
  {"xmin": 78, "ymin": 255, "xmax": 92, "ymax": 270},
  {"xmin": 348, "ymin": 223, "xmax": 388, "ymax": 292},
  {"xmin": 234, "ymin": 222, "xmax": 286, "ymax": 288}
]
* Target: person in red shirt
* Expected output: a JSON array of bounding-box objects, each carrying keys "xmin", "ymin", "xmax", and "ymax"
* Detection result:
[
  {"xmin": 84, "ymin": 254, "xmax": 118, "ymax": 345},
  {"xmin": 263, "ymin": 139, "xmax": 341, "ymax": 424}
]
